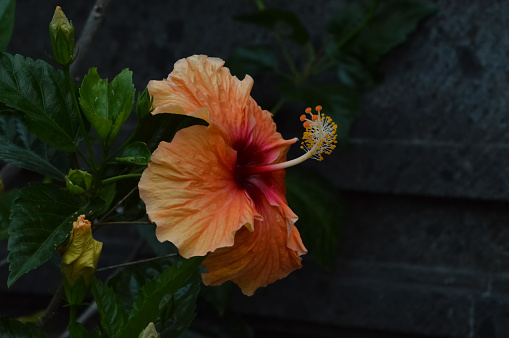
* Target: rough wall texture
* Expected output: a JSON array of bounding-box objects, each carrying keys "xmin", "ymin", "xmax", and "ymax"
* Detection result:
[{"xmin": 2, "ymin": 1, "xmax": 509, "ymax": 337}]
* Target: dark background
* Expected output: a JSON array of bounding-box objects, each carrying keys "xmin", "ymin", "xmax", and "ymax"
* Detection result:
[{"xmin": 1, "ymin": 0, "xmax": 509, "ymax": 337}]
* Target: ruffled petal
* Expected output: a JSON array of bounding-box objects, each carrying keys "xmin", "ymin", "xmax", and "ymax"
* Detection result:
[
  {"xmin": 148, "ymin": 55, "xmax": 296, "ymax": 166},
  {"xmin": 138, "ymin": 125, "xmax": 260, "ymax": 258},
  {"xmin": 201, "ymin": 197, "xmax": 307, "ymax": 296},
  {"xmin": 147, "ymin": 55, "xmax": 253, "ymax": 124},
  {"xmin": 220, "ymin": 97, "xmax": 297, "ymax": 167}
]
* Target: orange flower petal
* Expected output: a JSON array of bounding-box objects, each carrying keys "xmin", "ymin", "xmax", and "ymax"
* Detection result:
[
  {"xmin": 138, "ymin": 125, "xmax": 261, "ymax": 258},
  {"xmin": 147, "ymin": 55, "xmax": 253, "ymax": 124},
  {"xmin": 148, "ymin": 55, "xmax": 296, "ymax": 165},
  {"xmin": 202, "ymin": 198, "xmax": 307, "ymax": 296},
  {"xmin": 215, "ymin": 97, "xmax": 296, "ymax": 167}
]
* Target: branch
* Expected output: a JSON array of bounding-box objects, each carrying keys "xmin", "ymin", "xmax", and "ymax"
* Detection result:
[
  {"xmin": 95, "ymin": 185, "xmax": 139, "ymax": 226},
  {"xmin": 37, "ymin": 283, "xmax": 64, "ymax": 328},
  {"xmin": 70, "ymin": 0, "xmax": 114, "ymax": 78},
  {"xmin": 0, "ymin": 256, "xmax": 7, "ymax": 270}
]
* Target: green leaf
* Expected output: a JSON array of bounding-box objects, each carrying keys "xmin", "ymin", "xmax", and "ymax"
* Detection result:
[
  {"xmin": 227, "ymin": 45, "xmax": 279, "ymax": 78},
  {"xmin": 108, "ymin": 260, "xmax": 175, "ymax": 312},
  {"xmin": 327, "ymin": 0, "xmax": 437, "ymax": 88},
  {"xmin": 95, "ymin": 183, "xmax": 116, "ymax": 216},
  {"xmin": 92, "ymin": 277, "xmax": 129, "ymax": 337},
  {"xmin": 68, "ymin": 322, "xmax": 91, "ymax": 338},
  {"xmin": 0, "ymin": 113, "xmax": 70, "ymax": 180},
  {"xmin": 79, "ymin": 68, "xmax": 135, "ymax": 148},
  {"xmin": 135, "ymin": 113, "xmax": 208, "ymax": 151},
  {"xmin": 159, "ymin": 273, "xmax": 201, "ymax": 338},
  {"xmin": 135, "ymin": 88, "xmax": 153, "ymax": 120},
  {"xmin": 0, "ymin": 316, "xmax": 50, "ymax": 337},
  {"xmin": 0, "ymin": 52, "xmax": 82, "ymax": 152},
  {"xmin": 107, "ymin": 257, "xmax": 200, "ymax": 337},
  {"xmin": 6, "ymin": 183, "xmax": 98, "ymax": 287},
  {"xmin": 0, "ymin": 189, "xmax": 18, "ymax": 241},
  {"xmin": 358, "ymin": 0, "xmax": 437, "ymax": 65},
  {"xmin": 116, "ymin": 141, "xmax": 151, "ymax": 165},
  {"xmin": 118, "ymin": 256, "xmax": 204, "ymax": 338},
  {"xmin": 0, "ymin": 0, "xmax": 15, "ymax": 51},
  {"xmin": 235, "ymin": 8, "xmax": 309, "ymax": 45},
  {"xmin": 335, "ymin": 54, "xmax": 378, "ymax": 91},
  {"xmin": 278, "ymin": 81, "xmax": 359, "ymax": 143},
  {"xmin": 286, "ymin": 168, "xmax": 346, "ymax": 270}
]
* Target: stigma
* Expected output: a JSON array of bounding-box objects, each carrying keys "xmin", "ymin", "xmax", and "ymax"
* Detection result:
[
  {"xmin": 239, "ymin": 105, "xmax": 337, "ymax": 175},
  {"xmin": 299, "ymin": 105, "xmax": 337, "ymax": 162}
]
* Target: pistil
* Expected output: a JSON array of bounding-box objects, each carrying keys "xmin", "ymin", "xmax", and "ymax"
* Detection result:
[{"xmin": 239, "ymin": 106, "xmax": 337, "ymax": 175}]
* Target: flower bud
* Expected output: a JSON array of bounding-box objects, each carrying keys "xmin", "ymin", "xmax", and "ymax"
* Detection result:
[
  {"xmin": 49, "ymin": 6, "xmax": 75, "ymax": 66},
  {"xmin": 61, "ymin": 215, "xmax": 102, "ymax": 305},
  {"xmin": 65, "ymin": 169, "xmax": 93, "ymax": 195},
  {"xmin": 138, "ymin": 323, "xmax": 160, "ymax": 338}
]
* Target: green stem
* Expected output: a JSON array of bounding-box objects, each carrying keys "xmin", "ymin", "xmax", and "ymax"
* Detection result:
[
  {"xmin": 253, "ymin": 0, "xmax": 298, "ymax": 78},
  {"xmin": 76, "ymin": 148, "xmax": 94, "ymax": 171},
  {"xmin": 270, "ymin": 98, "xmax": 286, "ymax": 115},
  {"xmin": 67, "ymin": 304, "xmax": 77, "ymax": 334},
  {"xmin": 274, "ymin": 33, "xmax": 299, "ymax": 78},
  {"xmin": 101, "ymin": 173, "xmax": 142, "ymax": 186},
  {"xmin": 103, "ymin": 124, "xmax": 139, "ymax": 164},
  {"xmin": 311, "ymin": 0, "xmax": 380, "ymax": 76},
  {"xmin": 254, "ymin": 0, "xmax": 265, "ymax": 10},
  {"xmin": 96, "ymin": 253, "xmax": 178, "ymax": 272},
  {"xmin": 63, "ymin": 65, "xmax": 98, "ymax": 171}
]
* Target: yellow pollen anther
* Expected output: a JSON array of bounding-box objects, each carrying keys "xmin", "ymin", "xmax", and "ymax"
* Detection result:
[{"xmin": 300, "ymin": 105, "xmax": 337, "ymax": 162}]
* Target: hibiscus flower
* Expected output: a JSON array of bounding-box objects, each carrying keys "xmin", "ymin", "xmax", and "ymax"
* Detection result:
[{"xmin": 139, "ymin": 55, "xmax": 336, "ymax": 295}]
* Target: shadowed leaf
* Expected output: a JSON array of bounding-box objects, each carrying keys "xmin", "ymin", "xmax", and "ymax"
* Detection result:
[
  {"xmin": 0, "ymin": 0, "xmax": 15, "ymax": 51},
  {"xmin": 0, "ymin": 52, "xmax": 81, "ymax": 151},
  {"xmin": 0, "ymin": 317, "xmax": 50, "ymax": 337},
  {"xmin": 235, "ymin": 8, "xmax": 309, "ymax": 45},
  {"xmin": 0, "ymin": 113, "xmax": 70, "ymax": 180},
  {"xmin": 286, "ymin": 167, "xmax": 346, "ymax": 270}
]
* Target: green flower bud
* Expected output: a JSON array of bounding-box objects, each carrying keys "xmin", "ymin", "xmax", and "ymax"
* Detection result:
[
  {"xmin": 66, "ymin": 169, "xmax": 93, "ymax": 195},
  {"xmin": 138, "ymin": 323, "xmax": 160, "ymax": 338},
  {"xmin": 49, "ymin": 6, "xmax": 75, "ymax": 66},
  {"xmin": 61, "ymin": 215, "xmax": 102, "ymax": 305}
]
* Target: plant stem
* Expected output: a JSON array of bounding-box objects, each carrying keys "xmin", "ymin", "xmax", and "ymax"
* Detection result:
[
  {"xmin": 274, "ymin": 33, "xmax": 299, "ymax": 78},
  {"xmin": 253, "ymin": 0, "xmax": 298, "ymax": 78},
  {"xmin": 311, "ymin": 0, "xmax": 380, "ymax": 76},
  {"xmin": 95, "ymin": 221, "xmax": 151, "ymax": 226},
  {"xmin": 270, "ymin": 98, "xmax": 286, "ymax": 115},
  {"xmin": 96, "ymin": 185, "xmax": 138, "ymax": 225},
  {"xmin": 37, "ymin": 283, "xmax": 64, "ymax": 327},
  {"xmin": 68, "ymin": 304, "xmax": 77, "ymax": 330},
  {"xmin": 95, "ymin": 253, "xmax": 178, "ymax": 272},
  {"xmin": 103, "ymin": 124, "xmax": 139, "ymax": 164},
  {"xmin": 101, "ymin": 173, "xmax": 142, "ymax": 186},
  {"xmin": 70, "ymin": 0, "xmax": 114, "ymax": 78},
  {"xmin": 0, "ymin": 256, "xmax": 7, "ymax": 269},
  {"xmin": 77, "ymin": 148, "xmax": 95, "ymax": 171},
  {"xmin": 254, "ymin": 0, "xmax": 265, "ymax": 10}
]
